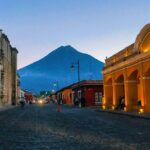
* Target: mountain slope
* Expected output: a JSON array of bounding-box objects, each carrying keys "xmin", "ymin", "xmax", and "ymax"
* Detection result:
[{"xmin": 18, "ymin": 45, "xmax": 104, "ymax": 93}]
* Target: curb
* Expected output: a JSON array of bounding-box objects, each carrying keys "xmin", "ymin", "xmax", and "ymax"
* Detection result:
[
  {"xmin": 0, "ymin": 105, "xmax": 17, "ymax": 112},
  {"xmin": 94, "ymin": 109, "xmax": 150, "ymax": 120}
]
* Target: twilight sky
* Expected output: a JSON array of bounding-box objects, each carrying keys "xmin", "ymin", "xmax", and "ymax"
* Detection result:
[{"xmin": 0, "ymin": 0, "xmax": 150, "ymax": 69}]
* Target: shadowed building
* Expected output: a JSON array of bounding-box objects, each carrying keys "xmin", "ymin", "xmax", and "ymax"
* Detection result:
[
  {"xmin": 16, "ymin": 74, "xmax": 21, "ymax": 104},
  {"xmin": 0, "ymin": 30, "xmax": 18, "ymax": 106},
  {"xmin": 103, "ymin": 24, "xmax": 150, "ymax": 112},
  {"xmin": 56, "ymin": 80, "xmax": 103, "ymax": 107}
]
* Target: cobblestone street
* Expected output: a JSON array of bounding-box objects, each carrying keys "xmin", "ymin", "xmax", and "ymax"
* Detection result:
[{"xmin": 0, "ymin": 104, "xmax": 150, "ymax": 150}]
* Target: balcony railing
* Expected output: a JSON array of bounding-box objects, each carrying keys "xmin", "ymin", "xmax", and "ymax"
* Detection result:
[{"xmin": 104, "ymin": 44, "xmax": 136, "ymax": 68}]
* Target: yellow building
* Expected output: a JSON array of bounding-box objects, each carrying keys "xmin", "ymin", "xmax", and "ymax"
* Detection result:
[
  {"xmin": 62, "ymin": 88, "xmax": 73, "ymax": 105},
  {"xmin": 103, "ymin": 24, "xmax": 150, "ymax": 112}
]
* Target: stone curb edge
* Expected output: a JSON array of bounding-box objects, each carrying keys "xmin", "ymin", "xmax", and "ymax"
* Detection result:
[{"xmin": 94, "ymin": 109, "xmax": 150, "ymax": 120}]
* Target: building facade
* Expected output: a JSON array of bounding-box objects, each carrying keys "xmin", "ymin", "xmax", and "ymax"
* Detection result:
[
  {"xmin": 56, "ymin": 84, "xmax": 73, "ymax": 105},
  {"xmin": 103, "ymin": 24, "xmax": 150, "ymax": 112},
  {"xmin": 24, "ymin": 91, "xmax": 33, "ymax": 103},
  {"xmin": 56, "ymin": 80, "xmax": 103, "ymax": 107},
  {"xmin": 0, "ymin": 30, "xmax": 18, "ymax": 106},
  {"xmin": 62, "ymin": 88, "xmax": 73, "ymax": 105},
  {"xmin": 72, "ymin": 80, "xmax": 103, "ymax": 107},
  {"xmin": 16, "ymin": 74, "xmax": 21, "ymax": 104}
]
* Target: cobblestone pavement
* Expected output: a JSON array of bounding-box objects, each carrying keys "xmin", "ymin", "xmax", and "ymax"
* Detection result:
[{"xmin": 0, "ymin": 104, "xmax": 150, "ymax": 150}]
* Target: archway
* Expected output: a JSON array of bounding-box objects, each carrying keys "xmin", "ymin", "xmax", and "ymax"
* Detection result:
[
  {"xmin": 114, "ymin": 74, "xmax": 125, "ymax": 110},
  {"xmin": 127, "ymin": 70, "xmax": 141, "ymax": 110},
  {"xmin": 104, "ymin": 78, "xmax": 113, "ymax": 108},
  {"xmin": 143, "ymin": 68, "xmax": 150, "ymax": 111}
]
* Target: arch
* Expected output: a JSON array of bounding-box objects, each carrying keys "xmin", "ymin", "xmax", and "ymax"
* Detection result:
[
  {"xmin": 143, "ymin": 68, "xmax": 150, "ymax": 111},
  {"xmin": 134, "ymin": 24, "xmax": 150, "ymax": 52},
  {"xmin": 114, "ymin": 74, "xmax": 125, "ymax": 110},
  {"xmin": 116, "ymin": 74, "xmax": 124, "ymax": 83},
  {"xmin": 127, "ymin": 69, "xmax": 141, "ymax": 111},
  {"xmin": 128, "ymin": 70, "xmax": 139, "ymax": 80},
  {"xmin": 106, "ymin": 78, "xmax": 112, "ymax": 84},
  {"xmin": 104, "ymin": 78, "xmax": 113, "ymax": 108}
]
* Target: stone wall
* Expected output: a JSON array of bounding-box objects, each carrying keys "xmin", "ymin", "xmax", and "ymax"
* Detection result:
[{"xmin": 0, "ymin": 30, "xmax": 18, "ymax": 106}]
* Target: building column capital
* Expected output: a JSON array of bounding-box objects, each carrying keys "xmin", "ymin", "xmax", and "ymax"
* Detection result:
[
  {"xmin": 113, "ymin": 82, "xmax": 124, "ymax": 86},
  {"xmin": 142, "ymin": 76, "xmax": 150, "ymax": 80},
  {"xmin": 125, "ymin": 80, "xmax": 137, "ymax": 83}
]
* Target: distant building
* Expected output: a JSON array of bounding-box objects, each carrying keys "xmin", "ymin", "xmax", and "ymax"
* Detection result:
[
  {"xmin": 0, "ymin": 30, "xmax": 18, "ymax": 106},
  {"xmin": 24, "ymin": 91, "xmax": 33, "ymax": 103},
  {"xmin": 103, "ymin": 24, "xmax": 150, "ymax": 112},
  {"xmin": 20, "ymin": 89, "xmax": 25, "ymax": 100},
  {"xmin": 49, "ymin": 93, "xmax": 56, "ymax": 102},
  {"xmin": 56, "ymin": 80, "xmax": 103, "ymax": 107},
  {"xmin": 72, "ymin": 80, "xmax": 103, "ymax": 107},
  {"xmin": 56, "ymin": 84, "xmax": 74, "ymax": 105},
  {"xmin": 16, "ymin": 74, "xmax": 21, "ymax": 104}
]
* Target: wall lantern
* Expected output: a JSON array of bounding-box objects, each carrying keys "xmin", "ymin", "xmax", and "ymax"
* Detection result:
[
  {"xmin": 102, "ymin": 105, "xmax": 106, "ymax": 110},
  {"xmin": 143, "ymin": 49, "xmax": 149, "ymax": 53},
  {"xmin": 112, "ymin": 106, "xmax": 115, "ymax": 110},
  {"xmin": 139, "ymin": 108, "xmax": 144, "ymax": 114},
  {"xmin": 124, "ymin": 107, "xmax": 127, "ymax": 112}
]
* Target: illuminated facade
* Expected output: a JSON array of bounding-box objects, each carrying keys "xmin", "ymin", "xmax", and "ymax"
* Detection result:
[{"xmin": 103, "ymin": 24, "xmax": 150, "ymax": 112}]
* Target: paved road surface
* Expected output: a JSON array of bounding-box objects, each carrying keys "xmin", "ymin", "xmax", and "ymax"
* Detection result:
[{"xmin": 0, "ymin": 104, "xmax": 150, "ymax": 150}]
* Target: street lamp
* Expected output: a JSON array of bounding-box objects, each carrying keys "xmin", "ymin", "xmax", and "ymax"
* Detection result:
[
  {"xmin": 70, "ymin": 60, "xmax": 80, "ymax": 82},
  {"xmin": 53, "ymin": 81, "xmax": 59, "ymax": 91},
  {"xmin": 51, "ymin": 89, "xmax": 55, "ymax": 93},
  {"xmin": 70, "ymin": 60, "xmax": 81, "ymax": 107}
]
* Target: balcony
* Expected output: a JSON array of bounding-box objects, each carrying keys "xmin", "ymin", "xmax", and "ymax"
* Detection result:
[{"xmin": 104, "ymin": 44, "xmax": 138, "ymax": 69}]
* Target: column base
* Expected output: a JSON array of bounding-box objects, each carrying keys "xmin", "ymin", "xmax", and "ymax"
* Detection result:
[
  {"xmin": 143, "ymin": 106, "xmax": 150, "ymax": 113},
  {"xmin": 104, "ymin": 103, "xmax": 113, "ymax": 109},
  {"xmin": 124, "ymin": 106, "xmax": 132, "ymax": 112}
]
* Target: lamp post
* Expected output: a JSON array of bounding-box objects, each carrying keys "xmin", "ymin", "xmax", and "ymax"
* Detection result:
[
  {"xmin": 71, "ymin": 60, "xmax": 81, "ymax": 107},
  {"xmin": 70, "ymin": 60, "xmax": 80, "ymax": 82}
]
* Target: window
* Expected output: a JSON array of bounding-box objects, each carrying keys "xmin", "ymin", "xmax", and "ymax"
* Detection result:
[
  {"xmin": 78, "ymin": 90, "xmax": 81, "ymax": 99},
  {"xmin": 95, "ymin": 92, "xmax": 102, "ymax": 105}
]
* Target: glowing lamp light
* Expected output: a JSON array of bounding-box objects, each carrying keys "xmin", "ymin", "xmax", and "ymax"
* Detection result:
[
  {"xmin": 143, "ymin": 49, "xmax": 149, "ymax": 53},
  {"xmin": 38, "ymin": 99, "xmax": 43, "ymax": 104},
  {"xmin": 53, "ymin": 83, "xmax": 57, "ymax": 87},
  {"xmin": 102, "ymin": 97, "xmax": 106, "ymax": 105},
  {"xmin": 124, "ymin": 107, "xmax": 127, "ymax": 112},
  {"xmin": 112, "ymin": 106, "xmax": 115, "ymax": 110},
  {"xmin": 139, "ymin": 108, "xmax": 144, "ymax": 114},
  {"xmin": 52, "ymin": 89, "xmax": 55, "ymax": 93},
  {"xmin": 102, "ymin": 105, "xmax": 106, "ymax": 110}
]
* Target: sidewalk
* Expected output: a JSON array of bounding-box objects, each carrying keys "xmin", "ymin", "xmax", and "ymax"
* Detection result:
[
  {"xmin": 90, "ymin": 106, "xmax": 150, "ymax": 120},
  {"xmin": 0, "ymin": 105, "xmax": 17, "ymax": 112}
]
